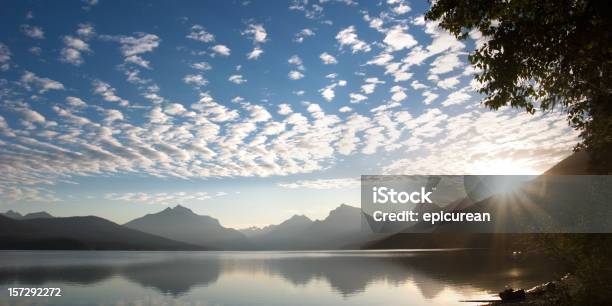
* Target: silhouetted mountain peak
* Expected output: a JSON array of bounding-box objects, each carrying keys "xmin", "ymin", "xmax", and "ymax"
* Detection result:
[
  {"xmin": 170, "ymin": 205, "xmax": 195, "ymax": 214},
  {"xmin": 3, "ymin": 210, "xmax": 23, "ymax": 219},
  {"xmin": 327, "ymin": 204, "xmax": 360, "ymax": 219},
  {"xmin": 2, "ymin": 210, "xmax": 54, "ymax": 220},
  {"xmin": 287, "ymin": 214, "xmax": 312, "ymax": 223},
  {"xmin": 24, "ymin": 212, "xmax": 54, "ymax": 219}
]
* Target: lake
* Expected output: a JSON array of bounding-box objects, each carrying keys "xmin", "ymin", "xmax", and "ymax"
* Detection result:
[{"xmin": 0, "ymin": 250, "xmax": 561, "ymax": 305}]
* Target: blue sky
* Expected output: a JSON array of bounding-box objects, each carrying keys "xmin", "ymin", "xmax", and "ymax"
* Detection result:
[{"xmin": 0, "ymin": 0, "xmax": 577, "ymax": 228}]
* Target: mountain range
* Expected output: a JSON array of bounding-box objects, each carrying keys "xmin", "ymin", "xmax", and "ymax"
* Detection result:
[
  {"xmin": 0, "ymin": 153, "xmax": 591, "ymax": 251},
  {"xmin": 123, "ymin": 205, "xmax": 251, "ymax": 250},
  {"xmin": 0, "ymin": 214, "xmax": 202, "ymax": 250}
]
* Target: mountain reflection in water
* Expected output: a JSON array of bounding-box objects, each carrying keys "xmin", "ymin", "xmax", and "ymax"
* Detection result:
[{"xmin": 0, "ymin": 250, "xmax": 562, "ymax": 305}]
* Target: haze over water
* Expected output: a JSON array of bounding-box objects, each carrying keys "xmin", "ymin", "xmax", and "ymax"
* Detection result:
[{"xmin": 0, "ymin": 250, "xmax": 561, "ymax": 306}]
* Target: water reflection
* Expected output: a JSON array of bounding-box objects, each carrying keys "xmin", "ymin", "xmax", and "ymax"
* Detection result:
[{"xmin": 0, "ymin": 250, "xmax": 561, "ymax": 305}]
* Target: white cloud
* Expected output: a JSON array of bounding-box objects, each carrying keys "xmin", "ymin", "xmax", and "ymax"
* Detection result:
[
  {"xmin": 441, "ymin": 88, "xmax": 471, "ymax": 107},
  {"xmin": 288, "ymin": 55, "xmax": 305, "ymax": 70},
  {"xmin": 411, "ymin": 80, "xmax": 428, "ymax": 90},
  {"xmin": 422, "ymin": 90, "xmax": 438, "ymax": 105},
  {"xmin": 390, "ymin": 85, "xmax": 407, "ymax": 102},
  {"xmin": 60, "ymin": 36, "xmax": 91, "ymax": 66},
  {"xmin": 164, "ymin": 103, "xmax": 187, "ymax": 115},
  {"xmin": 336, "ymin": 26, "xmax": 371, "ymax": 53},
  {"xmin": 117, "ymin": 33, "xmax": 160, "ymax": 57},
  {"xmin": 187, "ymin": 25, "xmax": 215, "ymax": 42},
  {"xmin": 319, "ymin": 80, "xmax": 347, "ymax": 102},
  {"xmin": 21, "ymin": 24, "xmax": 44, "ymax": 39},
  {"xmin": 190, "ymin": 61, "xmax": 212, "ymax": 71},
  {"xmin": 242, "ymin": 24, "xmax": 267, "ymax": 43},
  {"xmin": 383, "ymin": 25, "xmax": 417, "ymax": 51},
  {"xmin": 0, "ymin": 42, "xmax": 11, "ymax": 64},
  {"xmin": 392, "ymin": 2, "xmax": 411, "ymax": 15},
  {"xmin": 430, "ymin": 52, "xmax": 462, "ymax": 75},
  {"xmin": 278, "ymin": 104, "xmax": 293, "ymax": 115},
  {"xmin": 77, "ymin": 23, "xmax": 95, "ymax": 39},
  {"xmin": 319, "ymin": 52, "xmax": 337, "ymax": 64},
  {"xmin": 288, "ymin": 70, "xmax": 304, "ymax": 80},
  {"xmin": 92, "ymin": 80, "xmax": 129, "ymax": 106},
  {"xmin": 66, "ymin": 96, "xmax": 87, "ymax": 107},
  {"xmin": 437, "ymin": 76, "xmax": 460, "ymax": 89},
  {"xmin": 349, "ymin": 93, "xmax": 367, "ymax": 103},
  {"xmin": 339, "ymin": 106, "xmax": 352, "ymax": 113},
  {"xmin": 361, "ymin": 77, "xmax": 385, "ymax": 94},
  {"xmin": 17, "ymin": 107, "xmax": 46, "ymax": 123},
  {"xmin": 21, "ymin": 71, "xmax": 65, "ymax": 93},
  {"xmin": 247, "ymin": 47, "xmax": 263, "ymax": 60},
  {"xmin": 294, "ymin": 28, "xmax": 315, "ymax": 43},
  {"xmin": 278, "ymin": 177, "xmax": 359, "ymax": 189},
  {"xmin": 211, "ymin": 44, "xmax": 231, "ymax": 56},
  {"xmin": 183, "ymin": 74, "xmax": 208, "ymax": 87},
  {"xmin": 124, "ymin": 55, "xmax": 151, "ymax": 69},
  {"xmin": 228, "ymin": 74, "xmax": 247, "ymax": 84}
]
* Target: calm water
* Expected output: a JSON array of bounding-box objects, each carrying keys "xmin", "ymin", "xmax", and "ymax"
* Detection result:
[{"xmin": 0, "ymin": 250, "xmax": 561, "ymax": 306}]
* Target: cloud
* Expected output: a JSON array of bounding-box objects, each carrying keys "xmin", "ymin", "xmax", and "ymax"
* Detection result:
[
  {"xmin": 77, "ymin": 23, "xmax": 96, "ymax": 39},
  {"xmin": 92, "ymin": 80, "xmax": 129, "ymax": 106},
  {"xmin": 288, "ymin": 70, "xmax": 304, "ymax": 80},
  {"xmin": 211, "ymin": 44, "xmax": 231, "ymax": 56},
  {"xmin": 183, "ymin": 74, "xmax": 208, "ymax": 87},
  {"xmin": 66, "ymin": 96, "xmax": 87, "ymax": 107},
  {"xmin": 115, "ymin": 33, "xmax": 161, "ymax": 57},
  {"xmin": 288, "ymin": 55, "xmax": 305, "ymax": 70},
  {"xmin": 437, "ymin": 75, "xmax": 460, "ymax": 89},
  {"xmin": 17, "ymin": 106, "xmax": 46, "ymax": 124},
  {"xmin": 124, "ymin": 55, "xmax": 151, "ymax": 69},
  {"xmin": 164, "ymin": 103, "xmax": 187, "ymax": 115},
  {"xmin": 422, "ymin": 90, "xmax": 438, "ymax": 105},
  {"xmin": 190, "ymin": 61, "xmax": 212, "ymax": 71},
  {"xmin": 247, "ymin": 47, "xmax": 263, "ymax": 60},
  {"xmin": 21, "ymin": 24, "xmax": 45, "ymax": 39},
  {"xmin": 390, "ymin": 85, "xmax": 407, "ymax": 102},
  {"xmin": 349, "ymin": 93, "xmax": 367, "ymax": 103},
  {"xmin": 383, "ymin": 25, "xmax": 417, "ymax": 51},
  {"xmin": 411, "ymin": 80, "xmax": 428, "ymax": 90},
  {"xmin": 278, "ymin": 104, "xmax": 293, "ymax": 115},
  {"xmin": 294, "ymin": 28, "xmax": 315, "ymax": 43},
  {"xmin": 278, "ymin": 177, "xmax": 360, "ymax": 189},
  {"xmin": 20, "ymin": 71, "xmax": 65, "ymax": 93},
  {"xmin": 361, "ymin": 77, "xmax": 385, "ymax": 94},
  {"xmin": 319, "ymin": 52, "xmax": 337, "ymax": 64},
  {"xmin": 430, "ymin": 52, "xmax": 462, "ymax": 75},
  {"xmin": 187, "ymin": 25, "xmax": 215, "ymax": 42},
  {"xmin": 228, "ymin": 74, "xmax": 247, "ymax": 84},
  {"xmin": 336, "ymin": 26, "xmax": 371, "ymax": 53},
  {"xmin": 391, "ymin": 1, "xmax": 411, "ymax": 15},
  {"xmin": 339, "ymin": 106, "xmax": 352, "ymax": 113},
  {"xmin": 441, "ymin": 87, "xmax": 471, "ymax": 107},
  {"xmin": 319, "ymin": 80, "xmax": 347, "ymax": 102},
  {"xmin": 60, "ymin": 35, "xmax": 91, "ymax": 66},
  {"xmin": 242, "ymin": 24, "xmax": 268, "ymax": 44},
  {"xmin": 0, "ymin": 42, "xmax": 11, "ymax": 63}
]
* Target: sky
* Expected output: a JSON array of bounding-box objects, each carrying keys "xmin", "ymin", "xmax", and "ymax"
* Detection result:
[{"xmin": 0, "ymin": 0, "xmax": 579, "ymax": 228}]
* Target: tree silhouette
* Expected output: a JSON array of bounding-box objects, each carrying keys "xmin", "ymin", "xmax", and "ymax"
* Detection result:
[{"xmin": 426, "ymin": 0, "xmax": 611, "ymax": 172}]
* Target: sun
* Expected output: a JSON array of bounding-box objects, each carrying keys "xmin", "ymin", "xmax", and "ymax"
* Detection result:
[{"xmin": 468, "ymin": 159, "xmax": 540, "ymax": 175}]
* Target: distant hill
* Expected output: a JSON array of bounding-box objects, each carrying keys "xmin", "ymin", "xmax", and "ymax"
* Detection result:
[
  {"xmin": 1, "ymin": 210, "xmax": 54, "ymax": 220},
  {"xmin": 124, "ymin": 205, "xmax": 251, "ymax": 250},
  {"xmin": 247, "ymin": 214, "xmax": 314, "ymax": 249},
  {"xmin": 0, "ymin": 215, "xmax": 202, "ymax": 250},
  {"xmin": 248, "ymin": 204, "xmax": 381, "ymax": 250}
]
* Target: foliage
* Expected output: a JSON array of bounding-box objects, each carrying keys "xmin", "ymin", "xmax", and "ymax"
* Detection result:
[{"xmin": 426, "ymin": 0, "xmax": 612, "ymax": 172}]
